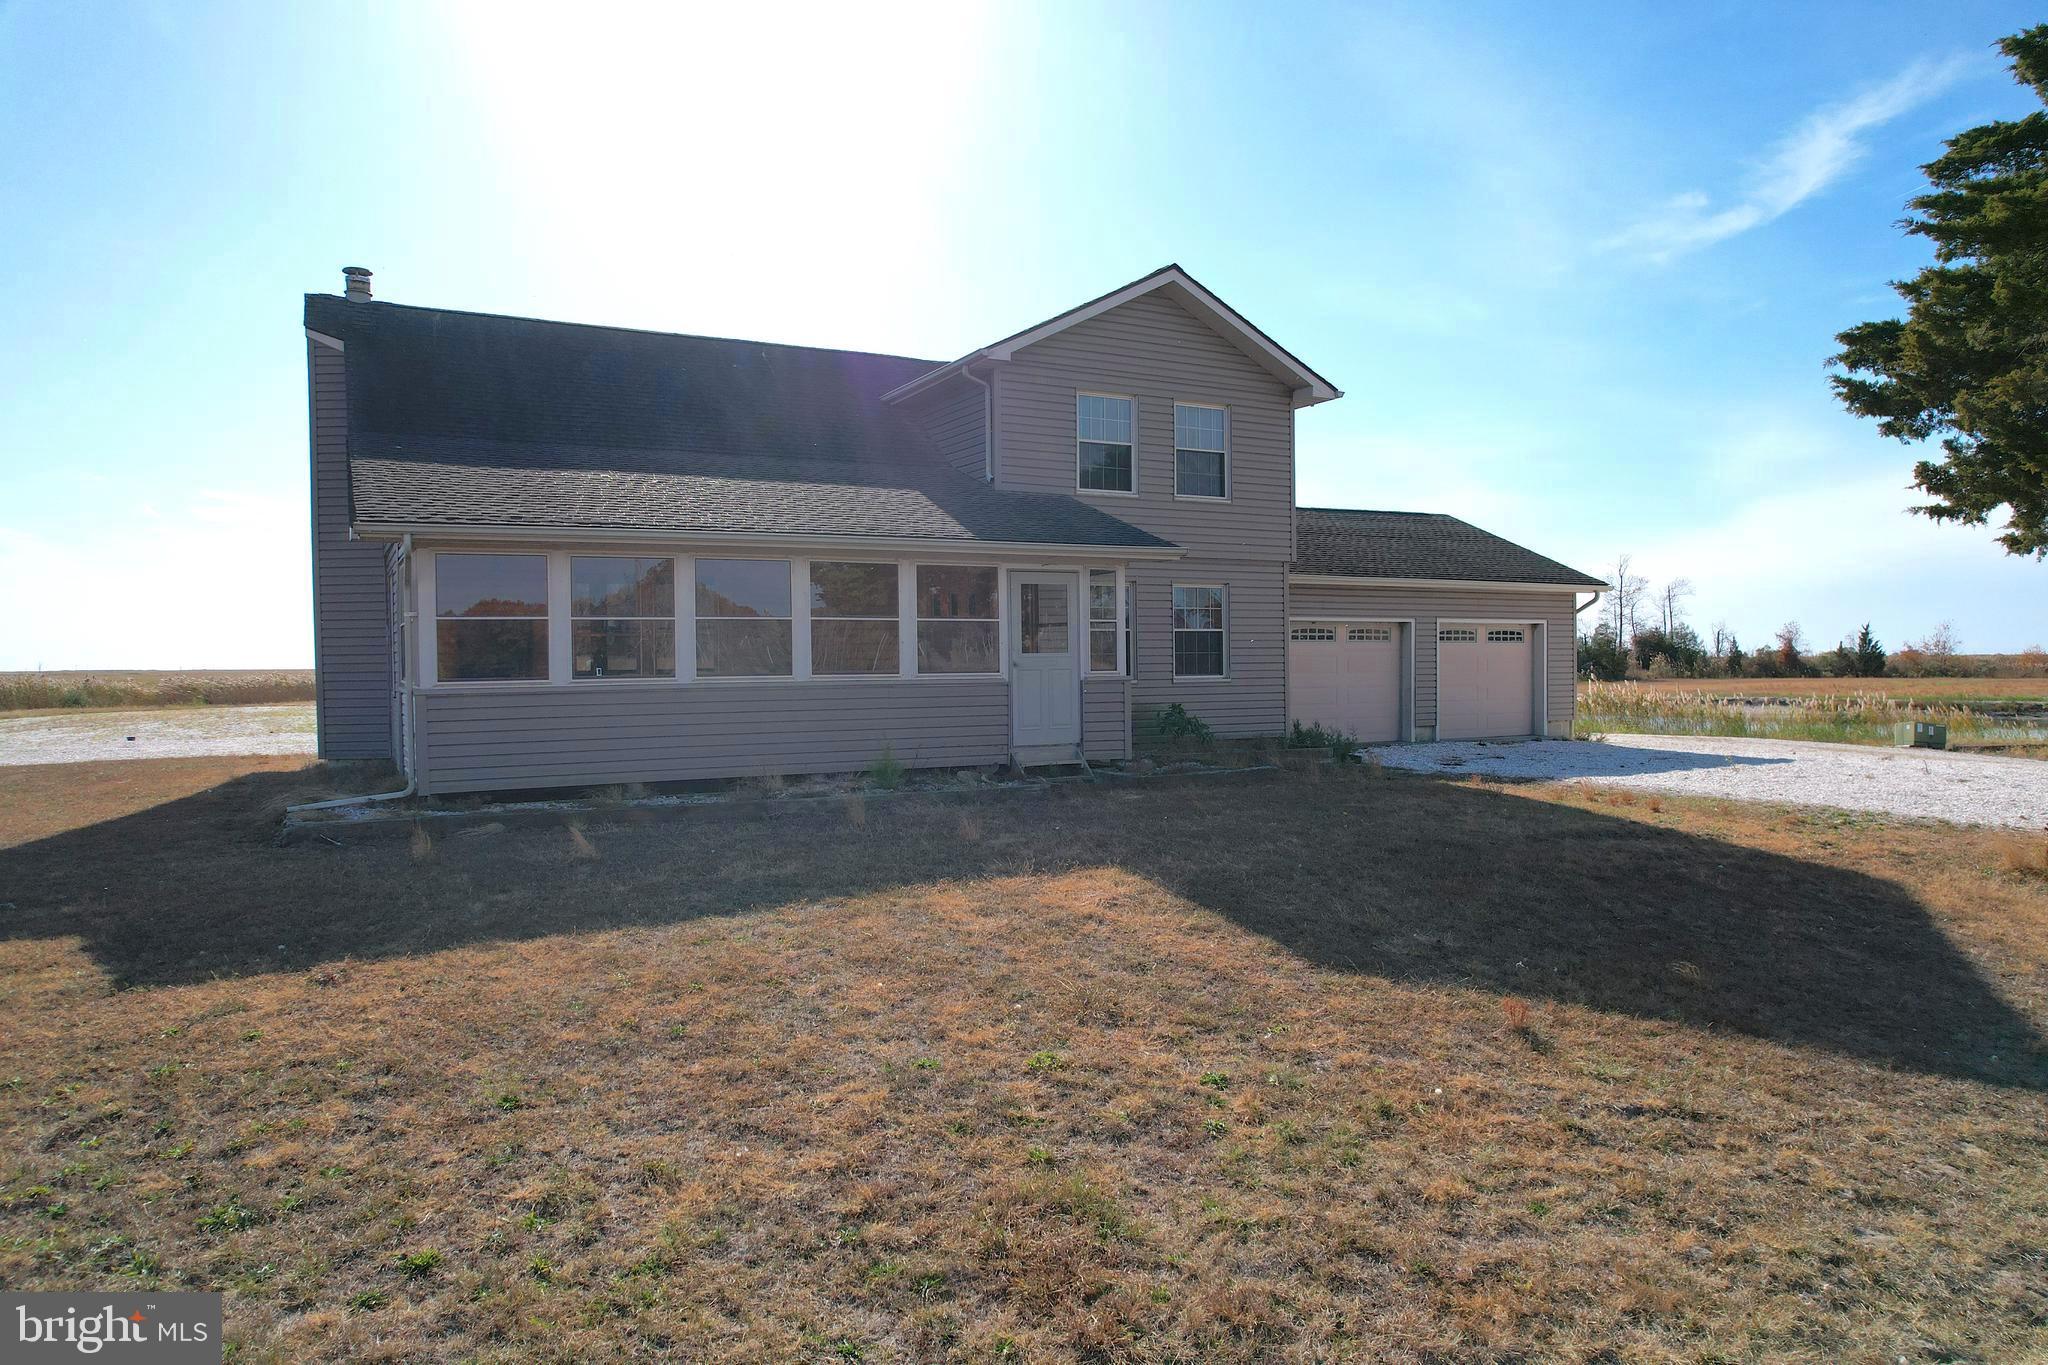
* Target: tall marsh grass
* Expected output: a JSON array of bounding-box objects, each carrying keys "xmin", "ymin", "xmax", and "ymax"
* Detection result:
[
  {"xmin": 1577, "ymin": 681, "xmax": 2042, "ymax": 747},
  {"xmin": 0, "ymin": 670, "xmax": 315, "ymax": 712}
]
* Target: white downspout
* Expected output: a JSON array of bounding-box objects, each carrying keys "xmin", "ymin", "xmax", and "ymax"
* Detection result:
[{"xmin": 288, "ymin": 534, "xmax": 419, "ymax": 813}]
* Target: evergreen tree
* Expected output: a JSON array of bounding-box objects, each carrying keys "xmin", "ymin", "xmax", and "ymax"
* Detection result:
[
  {"xmin": 1831, "ymin": 26, "xmax": 2048, "ymax": 557},
  {"xmin": 1852, "ymin": 623, "xmax": 1888, "ymax": 677}
]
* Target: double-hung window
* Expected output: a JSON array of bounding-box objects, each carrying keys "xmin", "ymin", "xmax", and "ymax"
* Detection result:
[
  {"xmin": 1077, "ymin": 394, "xmax": 1135, "ymax": 493},
  {"xmin": 1171, "ymin": 584, "xmax": 1226, "ymax": 678},
  {"xmin": 571, "ymin": 556, "xmax": 675, "ymax": 679},
  {"xmin": 435, "ymin": 553, "xmax": 548, "ymax": 681},
  {"xmin": 1087, "ymin": 569, "xmax": 1120, "ymax": 673},
  {"xmin": 1173, "ymin": 403, "xmax": 1227, "ymax": 498},
  {"xmin": 915, "ymin": 565, "xmax": 998, "ymax": 673},
  {"xmin": 810, "ymin": 561, "xmax": 899, "ymax": 675},
  {"xmin": 695, "ymin": 559, "xmax": 793, "ymax": 677}
]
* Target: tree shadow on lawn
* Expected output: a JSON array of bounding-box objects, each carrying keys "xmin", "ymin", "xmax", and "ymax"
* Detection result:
[{"xmin": 1, "ymin": 763, "xmax": 2041, "ymax": 1090}]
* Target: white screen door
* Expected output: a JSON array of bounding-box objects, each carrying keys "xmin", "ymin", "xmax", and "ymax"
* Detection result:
[{"xmin": 1010, "ymin": 572, "xmax": 1081, "ymax": 748}]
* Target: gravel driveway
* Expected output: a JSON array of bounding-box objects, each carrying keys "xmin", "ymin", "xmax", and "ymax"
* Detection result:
[
  {"xmin": 1375, "ymin": 733, "xmax": 2048, "ymax": 830},
  {"xmin": 0, "ymin": 704, "xmax": 317, "ymax": 766}
]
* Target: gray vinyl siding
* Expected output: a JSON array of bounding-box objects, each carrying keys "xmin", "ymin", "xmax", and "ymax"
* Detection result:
[
  {"xmin": 1287, "ymin": 580, "xmax": 1580, "ymax": 737},
  {"xmin": 994, "ymin": 291, "xmax": 1297, "ymax": 740},
  {"xmin": 415, "ymin": 678, "xmax": 1009, "ymax": 794},
  {"xmin": 1130, "ymin": 560, "xmax": 1287, "ymax": 739},
  {"xmin": 908, "ymin": 375, "xmax": 988, "ymax": 479},
  {"xmin": 308, "ymin": 338, "xmax": 395, "ymax": 759},
  {"xmin": 994, "ymin": 290, "xmax": 1295, "ymax": 560},
  {"xmin": 1081, "ymin": 677, "xmax": 1130, "ymax": 760}
]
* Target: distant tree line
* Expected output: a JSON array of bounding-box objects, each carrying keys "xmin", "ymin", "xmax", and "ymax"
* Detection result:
[{"xmin": 1574, "ymin": 554, "xmax": 2046, "ymax": 681}]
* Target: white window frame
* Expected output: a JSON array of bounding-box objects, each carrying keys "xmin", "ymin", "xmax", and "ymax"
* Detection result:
[
  {"xmin": 1075, "ymin": 391, "xmax": 1138, "ymax": 497},
  {"xmin": 806, "ymin": 558, "xmax": 902, "ymax": 678},
  {"xmin": 1084, "ymin": 566, "xmax": 1127, "ymax": 676},
  {"xmin": 422, "ymin": 550, "xmax": 551, "ymax": 687},
  {"xmin": 1172, "ymin": 402, "xmax": 1229, "ymax": 501},
  {"xmin": 568, "ymin": 554, "xmax": 679, "ymax": 682},
  {"xmin": 913, "ymin": 562, "xmax": 1004, "ymax": 677},
  {"xmin": 1170, "ymin": 582, "xmax": 1229, "ymax": 682}
]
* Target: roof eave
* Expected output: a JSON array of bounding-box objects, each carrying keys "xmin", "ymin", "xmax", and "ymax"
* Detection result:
[
  {"xmin": 353, "ymin": 520, "xmax": 1186, "ymax": 560},
  {"xmin": 1289, "ymin": 573, "xmax": 1609, "ymax": 592}
]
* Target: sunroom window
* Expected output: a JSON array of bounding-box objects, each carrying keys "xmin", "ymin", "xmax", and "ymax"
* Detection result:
[
  {"xmin": 435, "ymin": 553, "xmax": 548, "ymax": 681},
  {"xmin": 571, "ymin": 556, "xmax": 675, "ymax": 679},
  {"xmin": 915, "ymin": 565, "xmax": 998, "ymax": 673},
  {"xmin": 1088, "ymin": 569, "xmax": 1120, "ymax": 673},
  {"xmin": 810, "ymin": 561, "xmax": 899, "ymax": 675},
  {"xmin": 695, "ymin": 559, "xmax": 793, "ymax": 677}
]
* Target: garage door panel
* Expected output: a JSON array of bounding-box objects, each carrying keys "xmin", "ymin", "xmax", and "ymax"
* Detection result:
[
  {"xmin": 1438, "ymin": 623, "xmax": 1534, "ymax": 739},
  {"xmin": 1288, "ymin": 621, "xmax": 1401, "ymax": 742}
]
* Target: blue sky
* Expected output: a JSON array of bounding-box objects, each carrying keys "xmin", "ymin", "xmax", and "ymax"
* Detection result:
[{"xmin": 2, "ymin": 0, "xmax": 2044, "ymax": 668}]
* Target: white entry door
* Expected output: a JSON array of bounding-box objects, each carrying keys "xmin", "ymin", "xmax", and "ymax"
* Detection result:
[
  {"xmin": 1288, "ymin": 621, "xmax": 1402, "ymax": 742},
  {"xmin": 1437, "ymin": 623, "xmax": 1536, "ymax": 739},
  {"xmin": 1010, "ymin": 572, "xmax": 1081, "ymax": 749}
]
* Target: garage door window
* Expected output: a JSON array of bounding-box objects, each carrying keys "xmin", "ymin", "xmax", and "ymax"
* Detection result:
[
  {"xmin": 1290, "ymin": 626, "xmax": 1334, "ymax": 642},
  {"xmin": 1487, "ymin": 628, "xmax": 1526, "ymax": 643},
  {"xmin": 1349, "ymin": 626, "xmax": 1390, "ymax": 642},
  {"xmin": 1439, "ymin": 627, "xmax": 1477, "ymax": 644}
]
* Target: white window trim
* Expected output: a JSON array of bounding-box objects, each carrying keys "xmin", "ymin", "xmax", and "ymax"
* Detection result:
[
  {"xmin": 1171, "ymin": 401, "xmax": 1230, "ymax": 501},
  {"xmin": 1075, "ymin": 390, "xmax": 1138, "ymax": 498},
  {"xmin": 1170, "ymin": 582, "xmax": 1229, "ymax": 682},
  {"xmin": 567, "ymin": 554, "xmax": 681, "ymax": 683},
  {"xmin": 912, "ymin": 561, "xmax": 1005, "ymax": 678},
  {"xmin": 421, "ymin": 550, "xmax": 552, "ymax": 688},
  {"xmin": 1084, "ymin": 565, "xmax": 1128, "ymax": 677},
  {"xmin": 806, "ymin": 558, "xmax": 904, "ymax": 678}
]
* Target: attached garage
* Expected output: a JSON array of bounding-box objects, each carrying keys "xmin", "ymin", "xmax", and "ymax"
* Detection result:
[
  {"xmin": 1435, "ymin": 622, "xmax": 1539, "ymax": 739},
  {"xmin": 1288, "ymin": 620, "xmax": 1405, "ymax": 741},
  {"xmin": 1288, "ymin": 509, "xmax": 1607, "ymax": 745}
]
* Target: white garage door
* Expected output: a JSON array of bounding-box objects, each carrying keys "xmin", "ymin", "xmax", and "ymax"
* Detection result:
[
  {"xmin": 1437, "ymin": 624, "xmax": 1536, "ymax": 740},
  {"xmin": 1288, "ymin": 621, "xmax": 1401, "ymax": 742}
]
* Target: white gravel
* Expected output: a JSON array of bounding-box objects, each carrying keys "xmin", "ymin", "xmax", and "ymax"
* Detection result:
[
  {"xmin": 1374, "ymin": 733, "xmax": 2048, "ymax": 830},
  {"xmin": 0, "ymin": 703, "xmax": 317, "ymax": 766}
]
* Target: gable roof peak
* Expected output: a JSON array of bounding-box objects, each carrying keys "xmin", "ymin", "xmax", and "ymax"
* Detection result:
[{"xmin": 881, "ymin": 264, "xmax": 1340, "ymax": 409}]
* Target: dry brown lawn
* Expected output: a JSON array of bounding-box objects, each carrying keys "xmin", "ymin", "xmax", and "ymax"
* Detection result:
[
  {"xmin": 2, "ymin": 756, "xmax": 2046, "ymax": 1362},
  {"xmin": 1625, "ymin": 675, "xmax": 2048, "ymax": 702}
]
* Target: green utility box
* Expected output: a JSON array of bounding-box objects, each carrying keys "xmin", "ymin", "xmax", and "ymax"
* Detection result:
[{"xmin": 1896, "ymin": 720, "xmax": 1948, "ymax": 749}]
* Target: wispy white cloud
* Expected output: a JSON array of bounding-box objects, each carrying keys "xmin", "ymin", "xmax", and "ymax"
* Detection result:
[{"xmin": 1605, "ymin": 54, "xmax": 1978, "ymax": 263}]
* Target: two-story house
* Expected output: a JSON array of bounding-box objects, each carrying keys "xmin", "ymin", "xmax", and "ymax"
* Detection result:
[{"xmin": 305, "ymin": 264, "xmax": 1603, "ymax": 794}]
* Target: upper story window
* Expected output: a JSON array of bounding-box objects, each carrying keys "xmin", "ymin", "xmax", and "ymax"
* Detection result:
[
  {"xmin": 1076, "ymin": 394, "xmax": 1135, "ymax": 493},
  {"xmin": 695, "ymin": 558, "xmax": 793, "ymax": 677},
  {"xmin": 810, "ymin": 561, "xmax": 899, "ymax": 675},
  {"xmin": 1174, "ymin": 403, "xmax": 1227, "ymax": 498},
  {"xmin": 571, "ymin": 556, "xmax": 675, "ymax": 679},
  {"xmin": 435, "ymin": 553, "xmax": 548, "ymax": 681}
]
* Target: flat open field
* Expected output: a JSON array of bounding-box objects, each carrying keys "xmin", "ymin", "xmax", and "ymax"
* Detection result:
[
  {"xmin": 1623, "ymin": 675, "xmax": 2048, "ymax": 703},
  {"xmin": 3, "ymin": 757, "xmax": 2045, "ymax": 1361},
  {"xmin": 0, "ymin": 670, "xmax": 315, "ymax": 716}
]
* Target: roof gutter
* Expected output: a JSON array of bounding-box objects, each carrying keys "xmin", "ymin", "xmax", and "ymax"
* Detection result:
[
  {"xmin": 1289, "ymin": 573, "xmax": 1611, "ymax": 593},
  {"xmin": 353, "ymin": 521, "xmax": 1186, "ymax": 560},
  {"xmin": 880, "ymin": 351, "xmax": 989, "ymax": 405}
]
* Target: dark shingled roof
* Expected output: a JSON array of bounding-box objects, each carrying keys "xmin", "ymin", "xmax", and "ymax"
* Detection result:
[
  {"xmin": 1295, "ymin": 508, "xmax": 1605, "ymax": 587},
  {"xmin": 304, "ymin": 294, "xmax": 1174, "ymax": 550}
]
